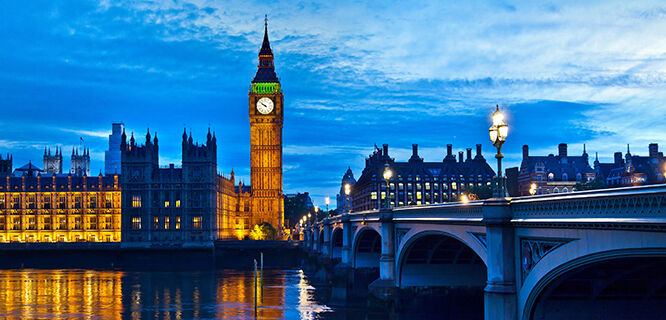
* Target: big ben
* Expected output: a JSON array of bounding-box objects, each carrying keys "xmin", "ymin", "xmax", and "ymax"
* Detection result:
[{"xmin": 249, "ymin": 19, "xmax": 284, "ymax": 233}]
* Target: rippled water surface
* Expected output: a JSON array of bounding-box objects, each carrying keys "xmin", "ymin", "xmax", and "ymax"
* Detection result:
[{"xmin": 0, "ymin": 269, "xmax": 354, "ymax": 319}]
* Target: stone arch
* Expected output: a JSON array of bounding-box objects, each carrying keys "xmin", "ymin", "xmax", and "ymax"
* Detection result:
[
  {"xmin": 396, "ymin": 230, "xmax": 487, "ymax": 288},
  {"xmin": 330, "ymin": 227, "xmax": 343, "ymax": 259},
  {"xmin": 317, "ymin": 228, "xmax": 324, "ymax": 253},
  {"xmin": 352, "ymin": 227, "xmax": 381, "ymax": 269},
  {"xmin": 523, "ymin": 248, "xmax": 666, "ymax": 320}
]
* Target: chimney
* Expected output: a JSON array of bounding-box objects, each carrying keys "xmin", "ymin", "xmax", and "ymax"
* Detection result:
[
  {"xmin": 614, "ymin": 152, "xmax": 623, "ymax": 165},
  {"xmin": 412, "ymin": 144, "xmax": 418, "ymax": 157},
  {"xmin": 458, "ymin": 151, "xmax": 464, "ymax": 163},
  {"xmin": 476, "ymin": 144, "xmax": 482, "ymax": 158},
  {"xmin": 649, "ymin": 143, "xmax": 659, "ymax": 158},
  {"xmin": 522, "ymin": 145, "xmax": 529, "ymax": 159},
  {"xmin": 466, "ymin": 148, "xmax": 472, "ymax": 161},
  {"xmin": 558, "ymin": 143, "xmax": 567, "ymax": 157},
  {"xmin": 447, "ymin": 144, "xmax": 453, "ymax": 157},
  {"xmin": 382, "ymin": 144, "xmax": 389, "ymax": 156}
]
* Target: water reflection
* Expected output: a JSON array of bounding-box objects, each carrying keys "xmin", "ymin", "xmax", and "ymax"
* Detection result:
[{"xmin": 0, "ymin": 269, "xmax": 336, "ymax": 320}]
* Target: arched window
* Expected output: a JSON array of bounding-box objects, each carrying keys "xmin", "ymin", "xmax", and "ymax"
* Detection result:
[
  {"xmin": 562, "ymin": 173, "xmax": 568, "ymax": 181},
  {"xmin": 548, "ymin": 173, "xmax": 554, "ymax": 181},
  {"xmin": 562, "ymin": 187, "xmax": 569, "ymax": 193},
  {"xmin": 576, "ymin": 173, "xmax": 582, "ymax": 181},
  {"xmin": 553, "ymin": 187, "xmax": 560, "ymax": 193}
]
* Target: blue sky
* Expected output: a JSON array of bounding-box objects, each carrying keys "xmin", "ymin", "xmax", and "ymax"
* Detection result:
[{"xmin": 1, "ymin": 1, "xmax": 666, "ymax": 208}]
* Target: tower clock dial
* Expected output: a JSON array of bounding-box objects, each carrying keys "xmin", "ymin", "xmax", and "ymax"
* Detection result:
[{"xmin": 256, "ymin": 97, "xmax": 274, "ymax": 114}]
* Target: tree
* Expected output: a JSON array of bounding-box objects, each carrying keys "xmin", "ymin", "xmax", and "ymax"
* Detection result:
[
  {"xmin": 574, "ymin": 178, "xmax": 606, "ymax": 191},
  {"xmin": 249, "ymin": 222, "xmax": 277, "ymax": 240},
  {"xmin": 284, "ymin": 192, "xmax": 315, "ymax": 228},
  {"xmin": 461, "ymin": 184, "xmax": 494, "ymax": 200}
]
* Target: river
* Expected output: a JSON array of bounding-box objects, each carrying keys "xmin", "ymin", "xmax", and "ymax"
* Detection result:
[{"xmin": 0, "ymin": 268, "xmax": 405, "ymax": 319}]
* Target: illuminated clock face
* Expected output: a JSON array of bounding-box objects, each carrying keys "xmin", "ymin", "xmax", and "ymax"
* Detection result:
[{"xmin": 256, "ymin": 97, "xmax": 274, "ymax": 115}]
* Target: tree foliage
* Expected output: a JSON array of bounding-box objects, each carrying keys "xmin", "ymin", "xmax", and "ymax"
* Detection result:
[
  {"xmin": 249, "ymin": 222, "xmax": 277, "ymax": 240},
  {"xmin": 574, "ymin": 178, "xmax": 606, "ymax": 191}
]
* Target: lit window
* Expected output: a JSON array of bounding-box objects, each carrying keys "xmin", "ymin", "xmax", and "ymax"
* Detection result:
[
  {"xmin": 175, "ymin": 200, "xmax": 181, "ymax": 208},
  {"xmin": 132, "ymin": 195, "xmax": 141, "ymax": 208},
  {"xmin": 153, "ymin": 216, "xmax": 159, "ymax": 229},
  {"xmin": 371, "ymin": 192, "xmax": 377, "ymax": 200},
  {"xmin": 193, "ymin": 216, "xmax": 202, "ymax": 229},
  {"xmin": 452, "ymin": 182, "xmax": 457, "ymax": 190},
  {"xmin": 416, "ymin": 192, "xmax": 422, "ymax": 200},
  {"xmin": 131, "ymin": 217, "xmax": 141, "ymax": 230},
  {"xmin": 176, "ymin": 216, "xmax": 181, "ymax": 229},
  {"xmin": 164, "ymin": 201, "xmax": 170, "ymax": 208},
  {"xmin": 164, "ymin": 216, "xmax": 170, "ymax": 229}
]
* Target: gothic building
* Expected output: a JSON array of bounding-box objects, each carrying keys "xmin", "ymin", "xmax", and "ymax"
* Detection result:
[
  {"xmin": 43, "ymin": 147, "xmax": 63, "ymax": 174},
  {"xmin": 595, "ymin": 143, "xmax": 666, "ymax": 187},
  {"xmin": 70, "ymin": 148, "xmax": 90, "ymax": 177},
  {"xmin": 120, "ymin": 20, "xmax": 286, "ymax": 243},
  {"xmin": 248, "ymin": 19, "xmax": 285, "ymax": 234},
  {"xmin": 352, "ymin": 144, "xmax": 495, "ymax": 211}
]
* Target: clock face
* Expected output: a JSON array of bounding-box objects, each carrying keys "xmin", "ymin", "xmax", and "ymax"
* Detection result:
[{"xmin": 256, "ymin": 97, "xmax": 274, "ymax": 115}]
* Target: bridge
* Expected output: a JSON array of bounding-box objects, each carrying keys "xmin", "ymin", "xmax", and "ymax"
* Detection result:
[{"xmin": 301, "ymin": 184, "xmax": 666, "ymax": 320}]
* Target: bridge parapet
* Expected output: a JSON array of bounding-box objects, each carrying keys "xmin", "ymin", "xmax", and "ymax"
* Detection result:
[{"xmin": 511, "ymin": 184, "xmax": 666, "ymax": 223}]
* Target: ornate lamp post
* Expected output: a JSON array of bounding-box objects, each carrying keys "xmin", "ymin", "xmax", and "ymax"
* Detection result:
[
  {"xmin": 325, "ymin": 197, "xmax": 330, "ymax": 214},
  {"xmin": 344, "ymin": 183, "xmax": 351, "ymax": 213},
  {"xmin": 382, "ymin": 163, "xmax": 393, "ymax": 209},
  {"xmin": 489, "ymin": 104, "xmax": 509, "ymax": 198}
]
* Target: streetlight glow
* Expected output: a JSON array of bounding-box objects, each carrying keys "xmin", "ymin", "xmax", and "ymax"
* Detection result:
[
  {"xmin": 344, "ymin": 183, "xmax": 351, "ymax": 196},
  {"xmin": 489, "ymin": 104, "xmax": 509, "ymax": 198},
  {"xmin": 529, "ymin": 183, "xmax": 537, "ymax": 195}
]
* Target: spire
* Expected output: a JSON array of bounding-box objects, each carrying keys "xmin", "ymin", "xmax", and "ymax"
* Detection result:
[
  {"xmin": 182, "ymin": 128, "xmax": 188, "ymax": 142},
  {"xmin": 153, "ymin": 132, "xmax": 158, "ymax": 145},
  {"xmin": 252, "ymin": 16, "xmax": 279, "ymax": 84},
  {"xmin": 146, "ymin": 128, "xmax": 151, "ymax": 144},
  {"xmin": 207, "ymin": 127, "xmax": 212, "ymax": 142}
]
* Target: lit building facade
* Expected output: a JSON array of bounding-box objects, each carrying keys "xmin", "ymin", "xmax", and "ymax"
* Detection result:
[
  {"xmin": 336, "ymin": 167, "xmax": 355, "ymax": 212},
  {"xmin": 517, "ymin": 143, "xmax": 596, "ymax": 196},
  {"xmin": 0, "ymin": 168, "xmax": 121, "ymax": 243},
  {"xmin": 352, "ymin": 144, "xmax": 495, "ymax": 211},
  {"xmin": 596, "ymin": 143, "xmax": 666, "ymax": 187}
]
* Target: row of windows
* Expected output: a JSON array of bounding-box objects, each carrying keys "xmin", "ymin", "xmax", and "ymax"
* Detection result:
[
  {"xmin": 371, "ymin": 174, "xmax": 491, "ymax": 182},
  {"xmin": 0, "ymin": 216, "xmax": 115, "ymax": 230},
  {"xmin": 0, "ymin": 194, "xmax": 116, "ymax": 209},
  {"xmin": 131, "ymin": 216, "xmax": 201, "ymax": 230},
  {"xmin": 130, "ymin": 192, "xmax": 205, "ymax": 208}
]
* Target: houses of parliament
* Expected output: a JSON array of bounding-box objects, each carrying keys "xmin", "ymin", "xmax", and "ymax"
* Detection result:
[{"xmin": 0, "ymin": 22, "xmax": 284, "ymax": 244}]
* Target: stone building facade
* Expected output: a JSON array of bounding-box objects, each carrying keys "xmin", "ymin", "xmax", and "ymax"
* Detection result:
[{"xmin": 351, "ymin": 144, "xmax": 495, "ymax": 211}]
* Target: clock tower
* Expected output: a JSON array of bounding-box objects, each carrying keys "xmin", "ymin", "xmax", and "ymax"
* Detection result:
[{"xmin": 249, "ymin": 19, "xmax": 284, "ymax": 233}]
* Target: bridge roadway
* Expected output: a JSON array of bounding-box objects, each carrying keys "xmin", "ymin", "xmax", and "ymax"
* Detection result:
[{"xmin": 301, "ymin": 184, "xmax": 666, "ymax": 320}]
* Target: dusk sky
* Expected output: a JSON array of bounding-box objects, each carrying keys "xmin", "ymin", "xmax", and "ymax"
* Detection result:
[{"xmin": 2, "ymin": 1, "xmax": 666, "ymax": 208}]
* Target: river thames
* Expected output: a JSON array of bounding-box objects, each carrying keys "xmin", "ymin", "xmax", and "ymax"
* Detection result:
[{"xmin": 0, "ymin": 268, "xmax": 415, "ymax": 320}]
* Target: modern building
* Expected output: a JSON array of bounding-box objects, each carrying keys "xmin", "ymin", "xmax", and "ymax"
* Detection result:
[
  {"xmin": 0, "ymin": 158, "xmax": 121, "ymax": 243},
  {"xmin": 105, "ymin": 123, "xmax": 124, "ymax": 175},
  {"xmin": 351, "ymin": 144, "xmax": 495, "ymax": 211},
  {"xmin": 517, "ymin": 143, "xmax": 596, "ymax": 196},
  {"xmin": 595, "ymin": 143, "xmax": 666, "ymax": 187},
  {"xmin": 336, "ymin": 167, "xmax": 355, "ymax": 212}
]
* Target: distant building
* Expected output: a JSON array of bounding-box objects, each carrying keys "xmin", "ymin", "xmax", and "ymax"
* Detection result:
[
  {"xmin": 352, "ymin": 144, "xmax": 495, "ymax": 211},
  {"xmin": 70, "ymin": 148, "xmax": 90, "ymax": 177},
  {"xmin": 595, "ymin": 143, "xmax": 666, "ymax": 187},
  {"xmin": 43, "ymin": 147, "xmax": 63, "ymax": 174},
  {"xmin": 0, "ymin": 154, "xmax": 11, "ymax": 177},
  {"xmin": 105, "ymin": 123, "xmax": 124, "ymax": 175},
  {"xmin": 0, "ymin": 157, "xmax": 120, "ymax": 243},
  {"xmin": 284, "ymin": 193, "xmax": 314, "ymax": 229},
  {"xmin": 336, "ymin": 167, "xmax": 356, "ymax": 212},
  {"xmin": 518, "ymin": 143, "xmax": 596, "ymax": 196},
  {"xmin": 505, "ymin": 167, "xmax": 519, "ymax": 197}
]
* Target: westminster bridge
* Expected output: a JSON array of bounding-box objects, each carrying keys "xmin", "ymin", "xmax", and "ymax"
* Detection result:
[{"xmin": 301, "ymin": 184, "xmax": 666, "ymax": 320}]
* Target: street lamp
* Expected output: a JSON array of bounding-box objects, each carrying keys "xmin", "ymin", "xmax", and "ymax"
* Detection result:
[
  {"xmin": 489, "ymin": 104, "xmax": 509, "ymax": 198},
  {"xmin": 382, "ymin": 163, "xmax": 393, "ymax": 209},
  {"xmin": 344, "ymin": 183, "xmax": 351, "ymax": 213},
  {"xmin": 529, "ymin": 183, "xmax": 537, "ymax": 195},
  {"xmin": 325, "ymin": 197, "xmax": 330, "ymax": 213}
]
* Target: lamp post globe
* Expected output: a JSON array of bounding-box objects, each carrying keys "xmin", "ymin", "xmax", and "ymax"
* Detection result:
[
  {"xmin": 382, "ymin": 163, "xmax": 393, "ymax": 209},
  {"xmin": 489, "ymin": 104, "xmax": 509, "ymax": 198}
]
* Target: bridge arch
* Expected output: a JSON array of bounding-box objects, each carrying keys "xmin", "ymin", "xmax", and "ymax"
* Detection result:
[
  {"xmin": 352, "ymin": 227, "xmax": 381, "ymax": 269},
  {"xmin": 317, "ymin": 228, "xmax": 324, "ymax": 253},
  {"xmin": 396, "ymin": 230, "xmax": 487, "ymax": 288},
  {"xmin": 330, "ymin": 227, "xmax": 343, "ymax": 259},
  {"xmin": 523, "ymin": 249, "xmax": 666, "ymax": 320},
  {"xmin": 520, "ymin": 229, "xmax": 666, "ymax": 320}
]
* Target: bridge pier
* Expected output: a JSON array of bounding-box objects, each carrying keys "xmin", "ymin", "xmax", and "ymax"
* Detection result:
[
  {"xmin": 483, "ymin": 198, "xmax": 517, "ymax": 320},
  {"xmin": 368, "ymin": 208, "xmax": 398, "ymax": 309},
  {"xmin": 330, "ymin": 214, "xmax": 355, "ymax": 303}
]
